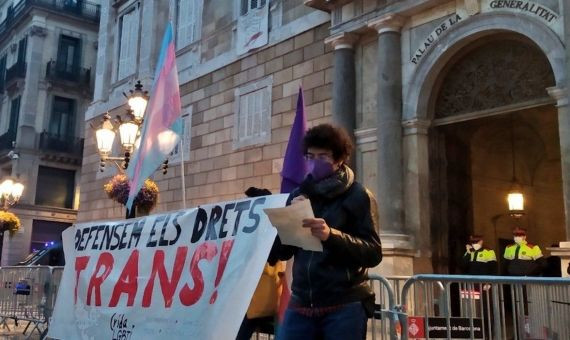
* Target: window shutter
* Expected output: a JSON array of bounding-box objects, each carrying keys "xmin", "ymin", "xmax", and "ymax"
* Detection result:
[
  {"xmin": 128, "ymin": 8, "xmax": 139, "ymax": 75},
  {"xmin": 260, "ymin": 86, "xmax": 270, "ymax": 137},
  {"xmin": 177, "ymin": 0, "xmax": 190, "ymax": 48},
  {"xmin": 169, "ymin": 114, "xmax": 192, "ymax": 162},
  {"xmin": 118, "ymin": 12, "xmax": 131, "ymax": 79},
  {"xmin": 118, "ymin": 8, "xmax": 138, "ymax": 79},
  {"xmin": 252, "ymin": 90, "xmax": 263, "ymax": 137},
  {"xmin": 239, "ymin": 94, "xmax": 248, "ymax": 140},
  {"xmin": 234, "ymin": 77, "xmax": 272, "ymax": 148},
  {"xmin": 187, "ymin": 0, "xmax": 195, "ymax": 44},
  {"xmin": 182, "ymin": 114, "xmax": 192, "ymax": 161}
]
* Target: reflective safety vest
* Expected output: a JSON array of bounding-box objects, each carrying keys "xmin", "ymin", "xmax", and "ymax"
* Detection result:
[
  {"xmin": 465, "ymin": 249, "xmax": 497, "ymax": 263},
  {"xmin": 503, "ymin": 242, "xmax": 543, "ymax": 261}
]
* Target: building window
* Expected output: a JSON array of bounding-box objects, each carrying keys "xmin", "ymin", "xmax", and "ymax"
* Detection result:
[
  {"xmin": 57, "ymin": 35, "xmax": 81, "ymax": 74},
  {"xmin": 176, "ymin": 0, "xmax": 202, "ymax": 49},
  {"xmin": 241, "ymin": 0, "xmax": 266, "ymax": 15},
  {"xmin": 35, "ymin": 166, "xmax": 75, "ymax": 209},
  {"xmin": 0, "ymin": 54, "xmax": 6, "ymax": 92},
  {"xmin": 234, "ymin": 76, "xmax": 272, "ymax": 148},
  {"xmin": 169, "ymin": 110, "xmax": 192, "ymax": 163},
  {"xmin": 8, "ymin": 96, "xmax": 20, "ymax": 135},
  {"xmin": 17, "ymin": 36, "xmax": 27, "ymax": 65},
  {"xmin": 30, "ymin": 220, "xmax": 71, "ymax": 256},
  {"xmin": 117, "ymin": 6, "xmax": 139, "ymax": 80},
  {"xmin": 49, "ymin": 96, "xmax": 75, "ymax": 139}
]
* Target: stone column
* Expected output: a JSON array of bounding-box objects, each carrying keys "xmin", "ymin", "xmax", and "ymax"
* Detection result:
[
  {"xmin": 403, "ymin": 119, "xmax": 433, "ymax": 273},
  {"xmin": 325, "ymin": 33, "xmax": 358, "ymax": 138},
  {"xmin": 367, "ymin": 16, "xmax": 415, "ymax": 275},
  {"xmin": 368, "ymin": 15, "xmax": 405, "ymax": 234},
  {"xmin": 548, "ymin": 86, "xmax": 570, "ymax": 239}
]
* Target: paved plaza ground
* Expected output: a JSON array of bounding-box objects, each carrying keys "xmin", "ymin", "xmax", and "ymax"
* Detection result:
[{"xmin": 0, "ymin": 320, "xmax": 43, "ymax": 339}]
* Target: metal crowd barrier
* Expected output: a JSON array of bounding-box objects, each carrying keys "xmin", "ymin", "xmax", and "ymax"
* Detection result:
[
  {"xmin": 398, "ymin": 275, "xmax": 570, "ymax": 340},
  {"xmin": 367, "ymin": 275, "xmax": 408, "ymax": 340},
  {"xmin": 0, "ymin": 266, "xmax": 63, "ymax": 339}
]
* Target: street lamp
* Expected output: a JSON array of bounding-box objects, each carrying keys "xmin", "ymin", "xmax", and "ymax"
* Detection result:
[
  {"xmin": 126, "ymin": 80, "xmax": 149, "ymax": 123},
  {"xmin": 0, "ymin": 178, "xmax": 24, "ymax": 210},
  {"xmin": 95, "ymin": 81, "xmax": 168, "ymax": 174},
  {"xmin": 507, "ymin": 114, "xmax": 524, "ymax": 218},
  {"xmin": 507, "ymin": 182, "xmax": 524, "ymax": 218}
]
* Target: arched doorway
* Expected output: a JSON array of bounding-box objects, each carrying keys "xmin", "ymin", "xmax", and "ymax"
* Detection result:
[{"xmin": 428, "ymin": 34, "xmax": 564, "ymax": 274}]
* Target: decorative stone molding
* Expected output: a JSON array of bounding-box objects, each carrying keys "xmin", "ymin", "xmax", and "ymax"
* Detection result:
[
  {"xmin": 303, "ymin": 0, "xmax": 352, "ymax": 13},
  {"xmin": 402, "ymin": 119, "xmax": 430, "ymax": 135},
  {"xmin": 465, "ymin": 0, "xmax": 480, "ymax": 15},
  {"xmin": 547, "ymin": 86, "xmax": 569, "ymax": 107},
  {"xmin": 367, "ymin": 15, "xmax": 406, "ymax": 34},
  {"xmin": 29, "ymin": 25, "xmax": 47, "ymax": 38},
  {"xmin": 324, "ymin": 32, "xmax": 359, "ymax": 50},
  {"xmin": 354, "ymin": 127, "xmax": 377, "ymax": 144}
]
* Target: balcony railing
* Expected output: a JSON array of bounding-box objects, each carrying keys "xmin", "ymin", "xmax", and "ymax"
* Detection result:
[
  {"xmin": 46, "ymin": 60, "xmax": 91, "ymax": 87},
  {"xmin": 5, "ymin": 61, "xmax": 26, "ymax": 84},
  {"xmin": 0, "ymin": 0, "xmax": 100, "ymax": 40},
  {"xmin": 39, "ymin": 131, "xmax": 84, "ymax": 158},
  {"xmin": 0, "ymin": 130, "xmax": 16, "ymax": 150}
]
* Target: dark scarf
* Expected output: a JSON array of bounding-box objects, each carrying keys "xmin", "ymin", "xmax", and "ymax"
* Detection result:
[{"xmin": 299, "ymin": 164, "xmax": 354, "ymax": 200}]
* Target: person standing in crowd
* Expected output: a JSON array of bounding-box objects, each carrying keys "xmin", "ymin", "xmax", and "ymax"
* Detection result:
[
  {"xmin": 269, "ymin": 124, "xmax": 382, "ymax": 340},
  {"xmin": 462, "ymin": 235, "xmax": 497, "ymax": 275},
  {"xmin": 236, "ymin": 187, "xmax": 285, "ymax": 340},
  {"xmin": 503, "ymin": 227, "xmax": 544, "ymax": 276}
]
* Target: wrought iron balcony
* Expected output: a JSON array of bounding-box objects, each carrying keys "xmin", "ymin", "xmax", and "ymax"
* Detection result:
[
  {"xmin": 39, "ymin": 131, "xmax": 84, "ymax": 159},
  {"xmin": 5, "ymin": 62, "xmax": 26, "ymax": 85},
  {"xmin": 0, "ymin": 0, "xmax": 100, "ymax": 41},
  {"xmin": 0, "ymin": 130, "xmax": 16, "ymax": 151},
  {"xmin": 46, "ymin": 60, "xmax": 91, "ymax": 87}
]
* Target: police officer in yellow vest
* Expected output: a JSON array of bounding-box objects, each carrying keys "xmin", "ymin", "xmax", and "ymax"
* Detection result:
[
  {"xmin": 462, "ymin": 235, "xmax": 497, "ymax": 275},
  {"xmin": 503, "ymin": 227, "xmax": 543, "ymax": 276}
]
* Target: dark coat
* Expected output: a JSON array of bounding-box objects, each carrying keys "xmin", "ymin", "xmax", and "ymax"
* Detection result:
[{"xmin": 269, "ymin": 177, "xmax": 382, "ymax": 308}]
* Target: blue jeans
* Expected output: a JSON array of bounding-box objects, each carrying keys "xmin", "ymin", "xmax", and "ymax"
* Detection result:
[{"xmin": 276, "ymin": 302, "xmax": 367, "ymax": 340}]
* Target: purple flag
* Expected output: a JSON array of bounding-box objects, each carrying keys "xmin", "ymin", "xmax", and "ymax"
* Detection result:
[{"xmin": 280, "ymin": 86, "xmax": 308, "ymax": 193}]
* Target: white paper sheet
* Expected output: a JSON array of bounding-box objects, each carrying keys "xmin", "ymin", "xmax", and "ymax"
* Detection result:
[{"xmin": 263, "ymin": 199, "xmax": 323, "ymax": 252}]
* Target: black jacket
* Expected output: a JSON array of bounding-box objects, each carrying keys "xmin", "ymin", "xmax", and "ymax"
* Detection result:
[{"xmin": 269, "ymin": 175, "xmax": 382, "ymax": 308}]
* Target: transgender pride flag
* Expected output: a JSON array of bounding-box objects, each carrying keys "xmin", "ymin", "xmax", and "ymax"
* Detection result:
[{"xmin": 126, "ymin": 23, "xmax": 182, "ymax": 213}]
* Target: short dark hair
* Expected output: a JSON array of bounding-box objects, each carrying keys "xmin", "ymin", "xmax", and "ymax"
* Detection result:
[{"xmin": 303, "ymin": 123, "xmax": 353, "ymax": 162}]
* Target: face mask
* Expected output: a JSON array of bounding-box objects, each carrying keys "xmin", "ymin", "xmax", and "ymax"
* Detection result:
[
  {"xmin": 307, "ymin": 158, "xmax": 335, "ymax": 181},
  {"xmin": 514, "ymin": 237, "xmax": 524, "ymax": 244},
  {"xmin": 472, "ymin": 244, "xmax": 482, "ymax": 251}
]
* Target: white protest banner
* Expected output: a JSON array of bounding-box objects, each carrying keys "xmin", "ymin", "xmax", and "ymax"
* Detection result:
[
  {"xmin": 236, "ymin": 2, "xmax": 269, "ymax": 55},
  {"xmin": 48, "ymin": 194, "xmax": 288, "ymax": 340}
]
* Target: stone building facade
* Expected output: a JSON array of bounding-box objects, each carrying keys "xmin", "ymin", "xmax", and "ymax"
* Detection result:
[
  {"xmin": 80, "ymin": 0, "xmax": 570, "ymax": 275},
  {"xmin": 309, "ymin": 0, "xmax": 570, "ymax": 274},
  {"xmin": 80, "ymin": 1, "xmax": 331, "ymax": 217},
  {"xmin": 0, "ymin": 0, "xmax": 100, "ymax": 264}
]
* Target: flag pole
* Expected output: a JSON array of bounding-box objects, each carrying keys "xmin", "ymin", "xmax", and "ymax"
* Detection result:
[{"xmin": 180, "ymin": 127, "xmax": 187, "ymax": 209}]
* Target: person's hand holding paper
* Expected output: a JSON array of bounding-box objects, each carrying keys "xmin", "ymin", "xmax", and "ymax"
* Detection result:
[{"xmin": 263, "ymin": 198, "xmax": 323, "ymax": 252}]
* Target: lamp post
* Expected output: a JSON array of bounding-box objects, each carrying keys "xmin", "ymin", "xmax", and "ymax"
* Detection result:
[
  {"xmin": 94, "ymin": 81, "xmax": 167, "ymax": 219},
  {"xmin": 0, "ymin": 178, "xmax": 24, "ymax": 211},
  {"xmin": 507, "ymin": 114, "xmax": 525, "ymax": 218},
  {"xmin": 95, "ymin": 81, "xmax": 167, "ymax": 173},
  {"xmin": 0, "ymin": 178, "xmax": 24, "ymax": 262}
]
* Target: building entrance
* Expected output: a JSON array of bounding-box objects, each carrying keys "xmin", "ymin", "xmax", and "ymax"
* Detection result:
[{"xmin": 428, "ymin": 35, "xmax": 564, "ymax": 274}]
